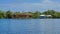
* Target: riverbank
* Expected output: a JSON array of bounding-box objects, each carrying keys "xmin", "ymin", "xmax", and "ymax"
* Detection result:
[{"xmin": 0, "ymin": 10, "xmax": 60, "ymax": 18}]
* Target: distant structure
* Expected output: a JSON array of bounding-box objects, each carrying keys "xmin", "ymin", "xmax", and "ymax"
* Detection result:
[
  {"xmin": 39, "ymin": 15, "xmax": 52, "ymax": 18},
  {"xmin": 11, "ymin": 14, "xmax": 32, "ymax": 18}
]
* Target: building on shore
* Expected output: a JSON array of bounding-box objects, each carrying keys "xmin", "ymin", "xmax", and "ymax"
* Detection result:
[
  {"xmin": 39, "ymin": 15, "xmax": 52, "ymax": 18},
  {"xmin": 11, "ymin": 14, "xmax": 32, "ymax": 18}
]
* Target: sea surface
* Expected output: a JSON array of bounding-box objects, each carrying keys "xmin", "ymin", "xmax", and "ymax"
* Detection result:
[{"xmin": 0, "ymin": 19, "xmax": 60, "ymax": 34}]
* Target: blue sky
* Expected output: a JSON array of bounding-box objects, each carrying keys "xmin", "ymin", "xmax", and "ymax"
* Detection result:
[{"xmin": 0, "ymin": 0, "xmax": 60, "ymax": 12}]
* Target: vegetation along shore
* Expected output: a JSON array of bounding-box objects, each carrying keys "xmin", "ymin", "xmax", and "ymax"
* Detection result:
[{"xmin": 0, "ymin": 10, "xmax": 60, "ymax": 19}]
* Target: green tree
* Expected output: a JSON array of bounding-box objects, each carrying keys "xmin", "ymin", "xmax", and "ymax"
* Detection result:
[
  {"xmin": 0, "ymin": 10, "xmax": 6, "ymax": 18},
  {"xmin": 32, "ymin": 11, "xmax": 41, "ymax": 18},
  {"xmin": 53, "ymin": 12, "xmax": 60, "ymax": 18},
  {"xmin": 43, "ymin": 10, "xmax": 56, "ymax": 15},
  {"xmin": 15, "ymin": 12, "xmax": 20, "ymax": 14},
  {"xmin": 6, "ymin": 10, "xmax": 13, "ymax": 18}
]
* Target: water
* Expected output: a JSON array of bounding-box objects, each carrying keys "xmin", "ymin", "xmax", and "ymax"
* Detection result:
[{"xmin": 0, "ymin": 19, "xmax": 60, "ymax": 34}]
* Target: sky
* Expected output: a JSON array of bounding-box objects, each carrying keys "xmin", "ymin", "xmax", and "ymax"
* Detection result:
[{"xmin": 0, "ymin": 0, "xmax": 60, "ymax": 12}]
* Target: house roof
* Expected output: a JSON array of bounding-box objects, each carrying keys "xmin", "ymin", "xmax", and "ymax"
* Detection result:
[
  {"xmin": 40, "ymin": 15, "xmax": 46, "ymax": 16},
  {"xmin": 40, "ymin": 15, "xmax": 52, "ymax": 16}
]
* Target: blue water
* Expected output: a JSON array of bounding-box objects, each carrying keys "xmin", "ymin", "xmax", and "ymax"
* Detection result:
[{"xmin": 0, "ymin": 19, "xmax": 60, "ymax": 34}]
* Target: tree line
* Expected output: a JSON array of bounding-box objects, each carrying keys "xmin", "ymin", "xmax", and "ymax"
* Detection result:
[{"xmin": 0, "ymin": 10, "xmax": 60, "ymax": 19}]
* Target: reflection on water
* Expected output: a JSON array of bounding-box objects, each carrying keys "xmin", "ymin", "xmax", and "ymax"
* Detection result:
[{"xmin": 0, "ymin": 19, "xmax": 60, "ymax": 34}]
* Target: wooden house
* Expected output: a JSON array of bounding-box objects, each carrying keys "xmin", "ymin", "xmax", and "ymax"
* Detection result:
[{"xmin": 11, "ymin": 14, "xmax": 32, "ymax": 18}]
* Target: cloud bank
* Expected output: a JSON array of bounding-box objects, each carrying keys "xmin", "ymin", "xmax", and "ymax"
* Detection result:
[{"xmin": 0, "ymin": 0, "xmax": 60, "ymax": 12}]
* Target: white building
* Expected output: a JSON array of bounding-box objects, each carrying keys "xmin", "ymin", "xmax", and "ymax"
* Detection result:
[
  {"xmin": 40, "ymin": 15, "xmax": 52, "ymax": 17},
  {"xmin": 40, "ymin": 15, "xmax": 46, "ymax": 16},
  {"xmin": 40, "ymin": 15, "xmax": 52, "ymax": 18}
]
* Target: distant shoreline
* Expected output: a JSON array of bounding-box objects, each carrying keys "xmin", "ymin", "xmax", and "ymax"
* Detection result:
[{"xmin": 0, "ymin": 10, "xmax": 60, "ymax": 19}]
